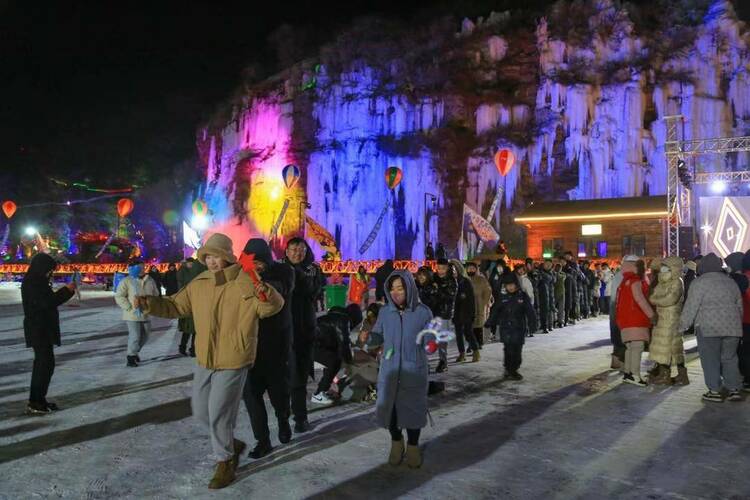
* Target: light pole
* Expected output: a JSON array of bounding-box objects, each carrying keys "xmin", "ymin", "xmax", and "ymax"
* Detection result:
[{"xmin": 424, "ymin": 193, "xmax": 437, "ymax": 252}]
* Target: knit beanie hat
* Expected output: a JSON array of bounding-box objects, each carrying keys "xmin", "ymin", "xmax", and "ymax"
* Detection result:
[
  {"xmin": 725, "ymin": 252, "xmax": 744, "ymax": 273},
  {"xmin": 697, "ymin": 252, "xmax": 723, "ymax": 275},
  {"xmin": 501, "ymin": 273, "xmax": 519, "ymax": 287},
  {"xmin": 242, "ymin": 238, "xmax": 274, "ymax": 265}
]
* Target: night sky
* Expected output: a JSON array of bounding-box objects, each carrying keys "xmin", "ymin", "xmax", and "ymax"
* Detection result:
[{"xmin": 2, "ymin": 0, "xmax": 748, "ymax": 202}]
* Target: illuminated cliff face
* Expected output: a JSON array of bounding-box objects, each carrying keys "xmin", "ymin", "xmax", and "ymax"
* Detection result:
[{"xmin": 197, "ymin": 0, "xmax": 750, "ymax": 260}]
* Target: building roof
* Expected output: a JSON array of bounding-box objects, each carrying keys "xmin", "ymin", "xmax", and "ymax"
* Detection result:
[{"xmin": 514, "ymin": 195, "xmax": 668, "ymax": 223}]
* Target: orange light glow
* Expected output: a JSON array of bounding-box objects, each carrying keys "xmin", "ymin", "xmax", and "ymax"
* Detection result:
[{"xmin": 514, "ymin": 211, "xmax": 668, "ymax": 223}]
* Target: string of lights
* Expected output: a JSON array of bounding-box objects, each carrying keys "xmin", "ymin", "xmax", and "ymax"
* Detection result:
[{"xmin": 49, "ymin": 177, "xmax": 139, "ymax": 194}]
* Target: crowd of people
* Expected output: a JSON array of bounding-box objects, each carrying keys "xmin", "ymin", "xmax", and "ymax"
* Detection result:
[{"xmin": 18, "ymin": 235, "xmax": 750, "ymax": 490}]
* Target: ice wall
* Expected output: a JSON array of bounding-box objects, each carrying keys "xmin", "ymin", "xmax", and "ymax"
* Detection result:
[{"xmin": 197, "ymin": 0, "xmax": 750, "ymax": 260}]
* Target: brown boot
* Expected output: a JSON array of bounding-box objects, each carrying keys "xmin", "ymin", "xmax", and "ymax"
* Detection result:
[
  {"xmin": 405, "ymin": 444, "xmax": 423, "ymax": 469},
  {"xmin": 388, "ymin": 439, "xmax": 404, "ymax": 466},
  {"xmin": 208, "ymin": 460, "xmax": 235, "ymax": 489},
  {"xmin": 649, "ymin": 365, "xmax": 672, "ymax": 385},
  {"xmin": 610, "ymin": 355, "xmax": 623, "ymax": 370},
  {"xmin": 456, "ymin": 353, "xmax": 466, "ymax": 363},
  {"xmin": 672, "ymin": 366, "xmax": 690, "ymax": 385},
  {"xmin": 471, "ymin": 350, "xmax": 481, "ymax": 363},
  {"xmin": 231, "ymin": 439, "xmax": 246, "ymax": 469}
]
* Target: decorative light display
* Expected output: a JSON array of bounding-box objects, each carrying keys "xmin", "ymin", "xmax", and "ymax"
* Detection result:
[
  {"xmin": 2, "ymin": 201, "xmax": 17, "ymax": 219},
  {"xmin": 494, "ymin": 149, "xmax": 515, "ymax": 177},
  {"xmin": 50, "ymin": 177, "xmax": 137, "ymax": 194},
  {"xmin": 117, "ymin": 198, "xmax": 135, "ymax": 218},
  {"xmin": 282, "ymin": 164, "xmax": 301, "ymax": 189}
]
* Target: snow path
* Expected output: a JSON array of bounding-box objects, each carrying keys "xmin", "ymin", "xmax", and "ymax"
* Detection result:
[{"xmin": 0, "ymin": 289, "xmax": 748, "ymax": 499}]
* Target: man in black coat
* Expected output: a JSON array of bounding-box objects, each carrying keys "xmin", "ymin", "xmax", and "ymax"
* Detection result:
[
  {"xmin": 450, "ymin": 260, "xmax": 478, "ymax": 362},
  {"xmin": 374, "ymin": 260, "xmax": 394, "ymax": 303},
  {"xmin": 433, "ymin": 258, "xmax": 458, "ymax": 372},
  {"xmin": 284, "ymin": 237, "xmax": 325, "ymax": 433},
  {"xmin": 537, "ymin": 260, "xmax": 555, "ymax": 333},
  {"xmin": 240, "ymin": 239, "xmax": 295, "ymax": 458},
  {"xmin": 21, "ymin": 253, "xmax": 75, "ymax": 414}
]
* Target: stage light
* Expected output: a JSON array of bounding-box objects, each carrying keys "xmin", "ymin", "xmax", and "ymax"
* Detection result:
[
  {"xmin": 270, "ymin": 186, "xmax": 282, "ymax": 201},
  {"xmin": 577, "ymin": 252, "xmax": 587, "ymax": 258},
  {"xmin": 24, "ymin": 226, "xmax": 37, "ymax": 236},
  {"xmin": 710, "ymin": 181, "xmax": 727, "ymax": 194},
  {"xmin": 191, "ymin": 214, "xmax": 208, "ymax": 230}
]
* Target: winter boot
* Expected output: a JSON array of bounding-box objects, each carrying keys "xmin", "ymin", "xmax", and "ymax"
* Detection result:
[
  {"xmin": 135, "ymin": 355, "xmax": 141, "ymax": 363},
  {"xmin": 649, "ymin": 365, "xmax": 672, "ymax": 385},
  {"xmin": 126, "ymin": 356, "xmax": 138, "ymax": 367},
  {"xmin": 435, "ymin": 360, "xmax": 448, "ymax": 373},
  {"xmin": 455, "ymin": 353, "xmax": 466, "ymax": 363},
  {"xmin": 388, "ymin": 439, "xmax": 404, "ymax": 466},
  {"xmin": 278, "ymin": 419, "xmax": 292, "ymax": 444},
  {"xmin": 231, "ymin": 439, "xmax": 246, "ymax": 469},
  {"xmin": 471, "ymin": 350, "xmax": 481, "ymax": 363},
  {"xmin": 405, "ymin": 445, "xmax": 423, "ymax": 469},
  {"xmin": 672, "ymin": 366, "xmax": 690, "ymax": 386},
  {"xmin": 26, "ymin": 401, "xmax": 51, "ymax": 415},
  {"xmin": 178, "ymin": 345, "xmax": 188, "ymax": 356},
  {"xmin": 249, "ymin": 440, "xmax": 273, "ymax": 459},
  {"xmin": 610, "ymin": 355, "xmax": 623, "ymax": 370},
  {"xmin": 208, "ymin": 460, "xmax": 235, "ymax": 489}
]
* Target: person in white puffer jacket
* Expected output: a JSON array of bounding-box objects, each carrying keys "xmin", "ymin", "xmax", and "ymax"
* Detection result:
[{"xmin": 114, "ymin": 259, "xmax": 160, "ymax": 367}]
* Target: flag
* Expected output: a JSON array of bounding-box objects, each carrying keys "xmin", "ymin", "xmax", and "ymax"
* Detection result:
[
  {"xmin": 305, "ymin": 215, "xmax": 338, "ymax": 251},
  {"xmin": 464, "ymin": 204, "xmax": 500, "ymax": 243}
]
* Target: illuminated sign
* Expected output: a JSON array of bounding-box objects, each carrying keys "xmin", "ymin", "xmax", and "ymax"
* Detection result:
[
  {"xmin": 581, "ymin": 224, "xmax": 602, "ymax": 235},
  {"xmin": 713, "ymin": 198, "xmax": 748, "ymax": 257},
  {"xmin": 515, "ymin": 210, "xmax": 667, "ymax": 222}
]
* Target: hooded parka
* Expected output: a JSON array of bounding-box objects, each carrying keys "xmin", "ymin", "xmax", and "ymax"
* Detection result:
[
  {"xmin": 373, "ymin": 271, "xmax": 433, "ymax": 430},
  {"xmin": 648, "ymin": 257, "xmax": 685, "ymax": 365}
]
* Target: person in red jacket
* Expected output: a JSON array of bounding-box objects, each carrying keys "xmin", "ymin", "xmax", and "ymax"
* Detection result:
[{"xmin": 616, "ymin": 256, "xmax": 655, "ymax": 387}]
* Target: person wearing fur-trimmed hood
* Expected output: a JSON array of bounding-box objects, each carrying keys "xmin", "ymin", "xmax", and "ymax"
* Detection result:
[{"xmin": 648, "ymin": 256, "xmax": 688, "ymax": 385}]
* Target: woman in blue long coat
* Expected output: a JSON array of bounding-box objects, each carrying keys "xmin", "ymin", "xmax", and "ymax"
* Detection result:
[{"xmin": 372, "ymin": 270, "xmax": 433, "ymax": 468}]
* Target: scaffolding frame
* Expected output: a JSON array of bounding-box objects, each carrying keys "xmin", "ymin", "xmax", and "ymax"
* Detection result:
[{"xmin": 664, "ymin": 115, "xmax": 750, "ymax": 255}]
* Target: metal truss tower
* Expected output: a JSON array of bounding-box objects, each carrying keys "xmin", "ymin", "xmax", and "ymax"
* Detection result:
[{"xmin": 663, "ymin": 115, "xmax": 750, "ymax": 255}]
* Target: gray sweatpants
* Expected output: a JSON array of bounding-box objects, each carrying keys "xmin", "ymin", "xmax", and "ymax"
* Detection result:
[
  {"xmin": 696, "ymin": 335, "xmax": 742, "ymax": 392},
  {"xmin": 624, "ymin": 341, "xmax": 644, "ymax": 379},
  {"xmin": 192, "ymin": 365, "xmax": 248, "ymax": 462},
  {"xmin": 125, "ymin": 320, "xmax": 151, "ymax": 356}
]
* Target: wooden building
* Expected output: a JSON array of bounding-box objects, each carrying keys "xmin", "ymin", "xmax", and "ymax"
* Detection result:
[{"xmin": 515, "ymin": 196, "xmax": 668, "ymax": 260}]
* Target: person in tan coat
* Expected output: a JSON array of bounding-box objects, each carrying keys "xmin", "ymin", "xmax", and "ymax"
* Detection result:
[
  {"xmin": 648, "ymin": 256, "xmax": 688, "ymax": 385},
  {"xmin": 136, "ymin": 233, "xmax": 284, "ymax": 490},
  {"xmin": 466, "ymin": 261, "xmax": 492, "ymax": 353}
]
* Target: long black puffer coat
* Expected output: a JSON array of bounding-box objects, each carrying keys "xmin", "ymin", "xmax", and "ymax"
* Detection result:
[
  {"xmin": 22, "ymin": 253, "xmax": 74, "ymax": 348},
  {"xmin": 453, "ymin": 275, "xmax": 476, "ymax": 326},
  {"xmin": 284, "ymin": 240, "xmax": 325, "ymax": 351},
  {"xmin": 433, "ymin": 273, "xmax": 458, "ymax": 320}
]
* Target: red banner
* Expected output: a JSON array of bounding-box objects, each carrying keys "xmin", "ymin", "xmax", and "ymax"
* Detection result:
[{"xmin": 319, "ymin": 260, "xmax": 436, "ymax": 275}]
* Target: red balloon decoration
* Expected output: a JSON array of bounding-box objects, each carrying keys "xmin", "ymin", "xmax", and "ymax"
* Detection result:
[
  {"xmin": 385, "ymin": 166, "xmax": 403, "ymax": 190},
  {"xmin": 494, "ymin": 149, "xmax": 515, "ymax": 176},
  {"xmin": 2, "ymin": 200, "xmax": 17, "ymax": 219},
  {"xmin": 117, "ymin": 198, "xmax": 134, "ymax": 218}
]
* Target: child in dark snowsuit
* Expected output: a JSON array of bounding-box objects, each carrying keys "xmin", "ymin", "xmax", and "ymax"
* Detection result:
[{"xmin": 485, "ymin": 273, "xmax": 537, "ymax": 380}]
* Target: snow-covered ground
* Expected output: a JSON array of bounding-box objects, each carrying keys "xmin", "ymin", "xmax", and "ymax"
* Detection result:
[{"xmin": 0, "ymin": 288, "xmax": 748, "ymax": 499}]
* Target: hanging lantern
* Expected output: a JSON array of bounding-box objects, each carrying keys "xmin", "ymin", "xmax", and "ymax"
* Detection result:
[
  {"xmin": 282, "ymin": 164, "xmax": 301, "ymax": 189},
  {"xmin": 494, "ymin": 149, "xmax": 515, "ymax": 176},
  {"xmin": 2, "ymin": 200, "xmax": 17, "ymax": 219},
  {"xmin": 192, "ymin": 199, "xmax": 208, "ymax": 217},
  {"xmin": 385, "ymin": 166, "xmax": 403, "ymax": 190},
  {"xmin": 117, "ymin": 198, "xmax": 134, "ymax": 218}
]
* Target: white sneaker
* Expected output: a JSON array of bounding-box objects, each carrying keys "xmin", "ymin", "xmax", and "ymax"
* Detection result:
[{"xmin": 311, "ymin": 392, "xmax": 333, "ymax": 405}]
